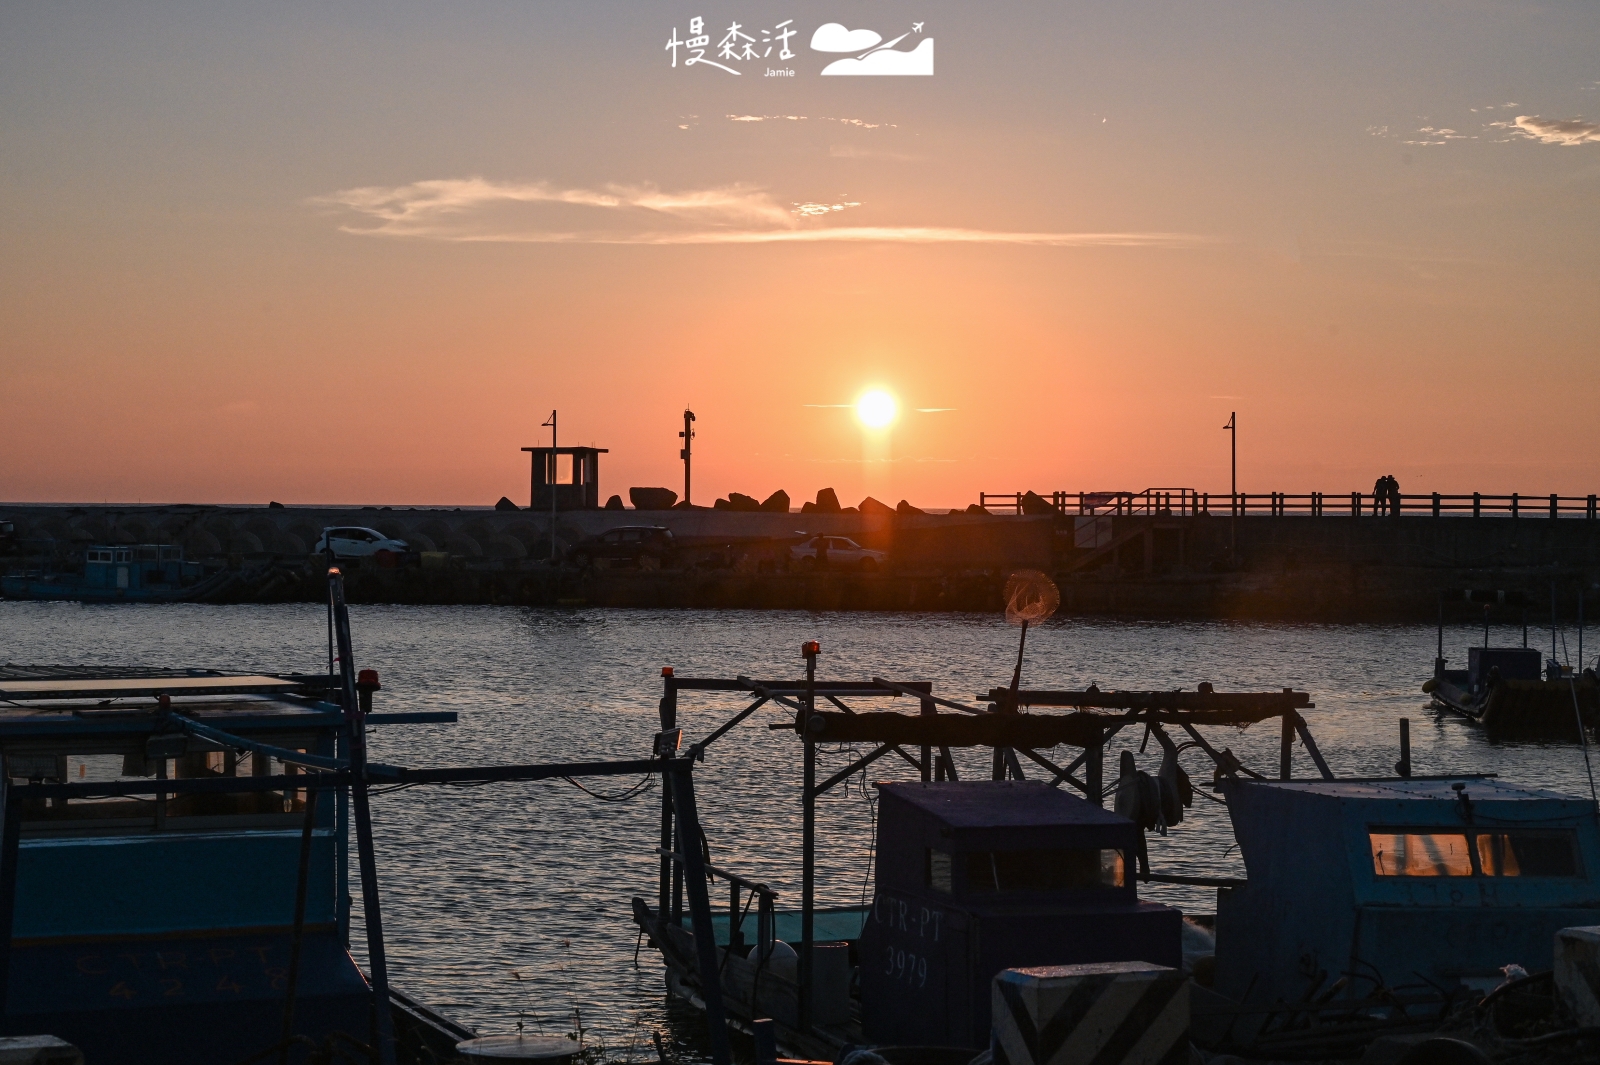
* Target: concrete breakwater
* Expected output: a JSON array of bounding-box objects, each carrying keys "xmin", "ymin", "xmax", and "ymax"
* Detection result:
[{"xmin": 2, "ymin": 502, "xmax": 1598, "ymax": 620}]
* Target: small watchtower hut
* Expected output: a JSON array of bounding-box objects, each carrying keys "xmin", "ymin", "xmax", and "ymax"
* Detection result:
[{"xmin": 521, "ymin": 446, "xmax": 607, "ymax": 510}]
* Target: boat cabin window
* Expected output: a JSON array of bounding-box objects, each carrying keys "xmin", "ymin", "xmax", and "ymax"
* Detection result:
[
  {"xmin": 1370, "ymin": 832, "xmax": 1472, "ymax": 877},
  {"xmin": 927, "ymin": 847, "xmax": 1126, "ymax": 893},
  {"xmin": 1476, "ymin": 831, "xmax": 1580, "ymax": 877},
  {"xmin": 1370, "ymin": 828, "xmax": 1581, "ymax": 878},
  {"xmin": 6, "ymin": 744, "xmax": 318, "ymax": 835}
]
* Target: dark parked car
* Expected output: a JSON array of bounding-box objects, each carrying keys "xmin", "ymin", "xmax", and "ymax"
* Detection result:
[{"xmin": 570, "ymin": 526, "xmax": 677, "ymax": 569}]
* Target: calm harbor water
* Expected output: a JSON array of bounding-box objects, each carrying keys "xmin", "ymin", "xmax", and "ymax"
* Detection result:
[{"xmin": 2, "ymin": 602, "xmax": 1594, "ymax": 1057}]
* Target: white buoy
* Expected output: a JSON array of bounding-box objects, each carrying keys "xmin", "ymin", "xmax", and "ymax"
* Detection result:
[{"xmin": 456, "ymin": 1034, "xmax": 577, "ymax": 1063}]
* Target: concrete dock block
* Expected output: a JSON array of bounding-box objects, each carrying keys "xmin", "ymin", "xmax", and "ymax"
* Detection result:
[
  {"xmin": 1555, "ymin": 924, "xmax": 1600, "ymax": 1025},
  {"xmin": 992, "ymin": 961, "xmax": 1188, "ymax": 1065},
  {"xmin": 0, "ymin": 1035, "xmax": 83, "ymax": 1065}
]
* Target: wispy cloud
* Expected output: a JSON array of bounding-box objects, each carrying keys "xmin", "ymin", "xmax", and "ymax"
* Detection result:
[
  {"xmin": 1499, "ymin": 115, "xmax": 1600, "ymax": 146},
  {"xmin": 314, "ymin": 177, "xmax": 1205, "ymax": 248},
  {"xmin": 725, "ymin": 114, "xmax": 895, "ymax": 128},
  {"xmin": 1403, "ymin": 125, "xmax": 1472, "ymax": 146},
  {"xmin": 792, "ymin": 200, "xmax": 862, "ymax": 217}
]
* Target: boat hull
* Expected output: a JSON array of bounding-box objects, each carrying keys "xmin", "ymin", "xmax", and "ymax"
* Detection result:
[{"xmin": 1429, "ymin": 675, "xmax": 1599, "ymax": 741}]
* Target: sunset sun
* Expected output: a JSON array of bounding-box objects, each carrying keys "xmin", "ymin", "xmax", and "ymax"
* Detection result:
[{"xmin": 855, "ymin": 389, "xmax": 898, "ymax": 429}]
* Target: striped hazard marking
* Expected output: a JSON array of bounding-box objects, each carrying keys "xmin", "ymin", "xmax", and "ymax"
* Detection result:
[{"xmin": 993, "ymin": 964, "xmax": 1189, "ymax": 1065}]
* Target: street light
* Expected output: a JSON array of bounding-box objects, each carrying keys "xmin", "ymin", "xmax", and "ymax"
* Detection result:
[
  {"xmin": 543, "ymin": 409, "xmax": 557, "ymax": 563},
  {"xmin": 1223, "ymin": 411, "xmax": 1236, "ymax": 566},
  {"xmin": 679, "ymin": 409, "xmax": 696, "ymax": 505}
]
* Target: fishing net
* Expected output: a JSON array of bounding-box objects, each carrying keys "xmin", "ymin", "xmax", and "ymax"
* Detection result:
[{"xmin": 1003, "ymin": 569, "xmax": 1060, "ymax": 627}]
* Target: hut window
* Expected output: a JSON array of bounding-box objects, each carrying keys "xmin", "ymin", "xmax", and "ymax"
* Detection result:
[
  {"xmin": 963, "ymin": 848, "xmax": 1127, "ymax": 892},
  {"xmin": 1369, "ymin": 832, "xmax": 1472, "ymax": 877},
  {"xmin": 927, "ymin": 850, "xmax": 953, "ymax": 893},
  {"xmin": 1476, "ymin": 832, "xmax": 1580, "ymax": 878}
]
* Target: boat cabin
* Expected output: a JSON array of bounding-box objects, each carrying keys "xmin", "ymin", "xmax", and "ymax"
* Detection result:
[
  {"xmin": 80, "ymin": 543, "xmax": 204, "ymax": 594},
  {"xmin": 860, "ymin": 780, "xmax": 1180, "ymax": 1049},
  {"xmin": 0, "ymin": 672, "xmax": 394, "ymax": 1065},
  {"xmin": 1215, "ymin": 777, "xmax": 1600, "ymax": 1011}
]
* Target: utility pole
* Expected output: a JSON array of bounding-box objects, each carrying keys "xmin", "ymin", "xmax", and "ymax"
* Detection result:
[
  {"xmin": 1223, "ymin": 411, "xmax": 1237, "ymax": 566},
  {"xmin": 543, "ymin": 409, "xmax": 557, "ymax": 563},
  {"xmin": 679, "ymin": 409, "xmax": 696, "ymax": 505}
]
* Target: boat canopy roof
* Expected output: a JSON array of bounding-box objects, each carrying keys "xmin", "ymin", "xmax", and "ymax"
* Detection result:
[
  {"xmin": 1232, "ymin": 777, "xmax": 1577, "ymax": 803},
  {"xmin": 878, "ymin": 780, "xmax": 1129, "ymax": 830},
  {"xmin": 0, "ymin": 666, "xmax": 452, "ymax": 737}
]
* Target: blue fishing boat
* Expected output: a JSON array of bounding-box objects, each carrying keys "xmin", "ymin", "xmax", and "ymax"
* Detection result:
[
  {"xmin": 1204, "ymin": 776, "xmax": 1600, "ymax": 1056},
  {"xmin": 1, "ymin": 571, "xmax": 727, "ymax": 1065},
  {"xmin": 632, "ymin": 655, "xmax": 1600, "ymax": 1061},
  {"xmin": 0, "ymin": 662, "xmax": 470, "ymax": 1062},
  {"xmin": 0, "ymin": 544, "xmax": 228, "ymax": 603}
]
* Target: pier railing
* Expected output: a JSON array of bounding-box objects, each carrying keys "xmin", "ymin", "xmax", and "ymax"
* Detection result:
[{"xmin": 977, "ymin": 489, "xmax": 1600, "ymax": 520}]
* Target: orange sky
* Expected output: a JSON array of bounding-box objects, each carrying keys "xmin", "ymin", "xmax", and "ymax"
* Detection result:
[{"xmin": 4, "ymin": 2, "xmax": 1599, "ymax": 508}]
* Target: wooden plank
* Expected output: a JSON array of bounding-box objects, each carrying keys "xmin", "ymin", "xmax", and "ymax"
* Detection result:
[
  {"xmin": 803, "ymin": 706, "xmax": 1302, "ymax": 748},
  {"xmin": 982, "ymin": 687, "xmax": 1312, "ymax": 712},
  {"xmin": 806, "ymin": 710, "xmax": 1105, "ymax": 748},
  {"xmin": 0, "ymin": 675, "xmax": 310, "ymax": 701}
]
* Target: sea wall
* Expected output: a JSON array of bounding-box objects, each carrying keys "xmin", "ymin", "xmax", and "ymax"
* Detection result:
[
  {"xmin": 0, "ymin": 503, "xmax": 1052, "ymax": 569},
  {"xmin": 3, "ymin": 503, "xmax": 1598, "ymax": 620}
]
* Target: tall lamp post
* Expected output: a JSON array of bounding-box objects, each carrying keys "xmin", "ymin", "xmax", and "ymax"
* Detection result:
[
  {"xmin": 679, "ymin": 409, "xmax": 696, "ymax": 505},
  {"xmin": 542, "ymin": 409, "xmax": 557, "ymax": 563},
  {"xmin": 1223, "ymin": 411, "xmax": 1236, "ymax": 566}
]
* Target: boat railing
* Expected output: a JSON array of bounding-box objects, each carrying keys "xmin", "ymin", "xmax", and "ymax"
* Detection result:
[
  {"xmin": 657, "ymin": 847, "xmax": 778, "ymax": 961},
  {"xmin": 977, "ymin": 489, "xmax": 1600, "ymax": 519}
]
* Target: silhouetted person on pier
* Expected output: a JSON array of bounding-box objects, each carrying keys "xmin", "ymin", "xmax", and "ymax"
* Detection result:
[
  {"xmin": 1373, "ymin": 476, "xmax": 1388, "ymax": 516},
  {"xmin": 1386, "ymin": 475, "xmax": 1402, "ymax": 516}
]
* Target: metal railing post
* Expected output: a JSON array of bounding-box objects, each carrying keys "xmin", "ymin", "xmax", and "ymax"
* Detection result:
[
  {"xmin": 659, "ymin": 670, "xmax": 677, "ymax": 921},
  {"xmin": 799, "ymin": 641, "xmax": 818, "ymax": 1033},
  {"xmin": 664, "ymin": 762, "xmax": 733, "ymax": 1065},
  {"xmin": 329, "ymin": 570, "xmax": 398, "ymax": 1065}
]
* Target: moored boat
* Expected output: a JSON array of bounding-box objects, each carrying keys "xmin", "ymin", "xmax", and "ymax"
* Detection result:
[
  {"xmin": 0, "ymin": 646, "xmax": 470, "ymax": 1062},
  {"xmin": 630, "ymin": 649, "xmax": 1600, "ymax": 1062},
  {"xmin": 1, "ymin": 543, "xmax": 227, "ymax": 603}
]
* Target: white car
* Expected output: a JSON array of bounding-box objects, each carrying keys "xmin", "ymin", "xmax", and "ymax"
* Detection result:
[
  {"xmin": 315, "ymin": 526, "xmax": 409, "ymax": 560},
  {"xmin": 790, "ymin": 535, "xmax": 887, "ymax": 571}
]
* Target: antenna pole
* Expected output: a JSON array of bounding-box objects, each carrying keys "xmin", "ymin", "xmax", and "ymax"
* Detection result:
[{"xmin": 1010, "ymin": 621, "xmax": 1030, "ymax": 694}]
